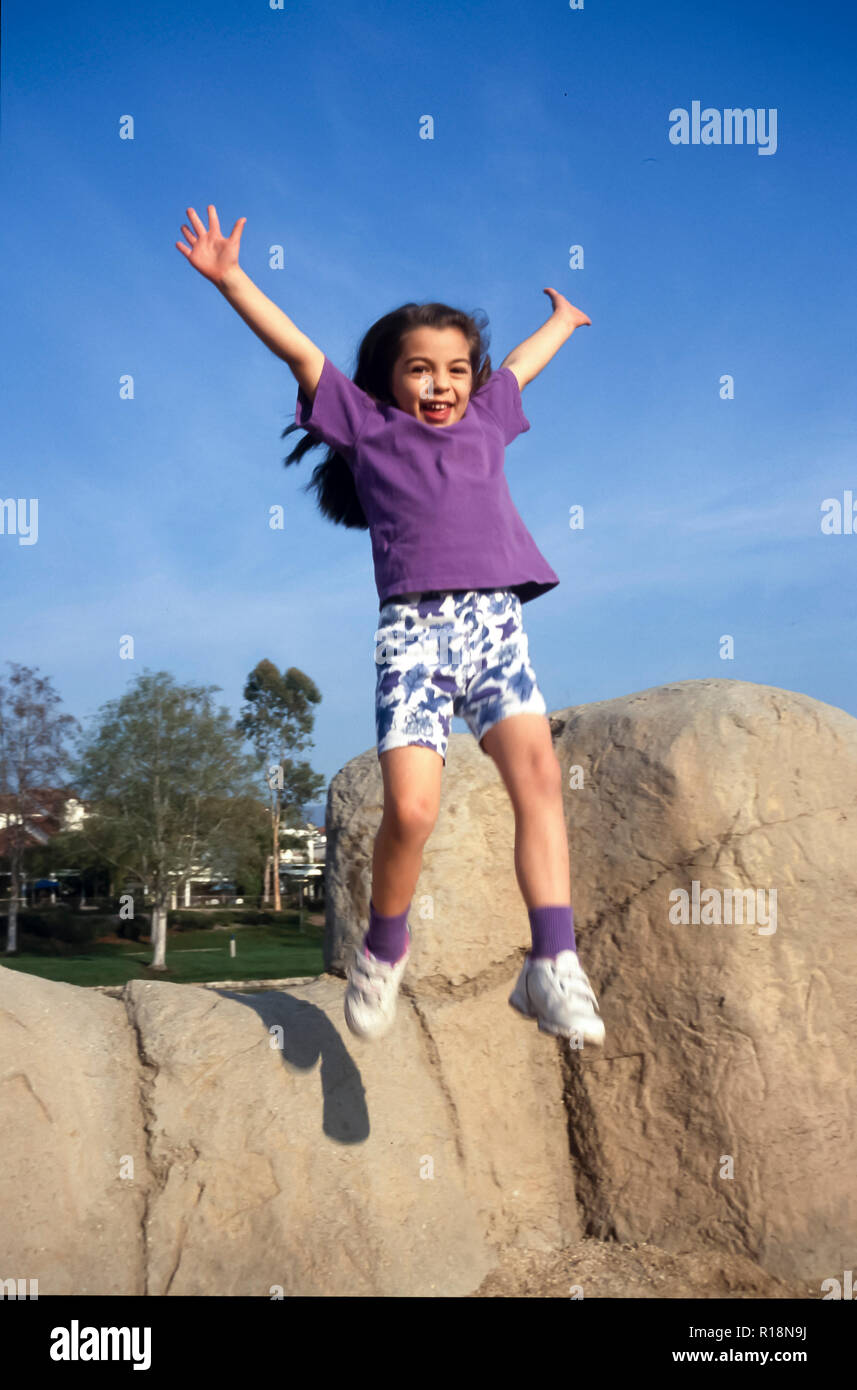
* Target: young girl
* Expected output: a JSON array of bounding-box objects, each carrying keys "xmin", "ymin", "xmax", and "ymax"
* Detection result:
[{"xmin": 177, "ymin": 204, "xmax": 605, "ymax": 1050}]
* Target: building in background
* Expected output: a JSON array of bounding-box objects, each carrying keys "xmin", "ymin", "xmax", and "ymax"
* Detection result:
[{"xmin": 0, "ymin": 789, "xmax": 326, "ymax": 910}]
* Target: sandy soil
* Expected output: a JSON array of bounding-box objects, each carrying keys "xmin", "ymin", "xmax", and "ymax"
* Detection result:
[{"xmin": 469, "ymin": 1236, "xmax": 821, "ymax": 1298}]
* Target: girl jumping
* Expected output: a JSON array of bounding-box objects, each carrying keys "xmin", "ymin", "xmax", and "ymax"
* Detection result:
[{"xmin": 177, "ymin": 204, "xmax": 605, "ymax": 1050}]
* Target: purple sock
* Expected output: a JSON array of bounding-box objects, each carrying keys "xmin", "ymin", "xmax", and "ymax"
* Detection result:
[
  {"xmin": 365, "ymin": 898, "xmax": 411, "ymax": 965},
  {"xmin": 528, "ymin": 904, "xmax": 576, "ymax": 959}
]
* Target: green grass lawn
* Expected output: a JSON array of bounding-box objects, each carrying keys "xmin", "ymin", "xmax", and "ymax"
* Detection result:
[{"xmin": 1, "ymin": 917, "xmax": 327, "ymax": 988}]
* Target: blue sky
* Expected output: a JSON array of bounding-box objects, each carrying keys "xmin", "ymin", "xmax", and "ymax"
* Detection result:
[{"xmin": 2, "ymin": 0, "xmax": 855, "ymax": 816}]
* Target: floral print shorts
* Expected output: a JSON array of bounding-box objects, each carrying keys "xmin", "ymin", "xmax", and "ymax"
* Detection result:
[{"xmin": 374, "ymin": 588, "xmax": 547, "ymax": 765}]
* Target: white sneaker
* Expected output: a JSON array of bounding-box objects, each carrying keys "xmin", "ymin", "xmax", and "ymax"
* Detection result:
[
  {"xmin": 509, "ymin": 949, "xmax": 606, "ymax": 1047},
  {"xmin": 344, "ymin": 928, "xmax": 411, "ymax": 1040}
]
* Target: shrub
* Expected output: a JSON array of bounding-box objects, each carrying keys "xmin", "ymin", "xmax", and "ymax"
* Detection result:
[
  {"xmin": 165, "ymin": 907, "xmax": 307, "ymax": 930},
  {"xmin": 16, "ymin": 932, "xmax": 77, "ymax": 957},
  {"xmin": 116, "ymin": 915, "xmax": 145, "ymax": 942},
  {"xmin": 0, "ymin": 910, "xmax": 100, "ymax": 946},
  {"xmin": 167, "ymin": 910, "xmax": 219, "ymax": 932}
]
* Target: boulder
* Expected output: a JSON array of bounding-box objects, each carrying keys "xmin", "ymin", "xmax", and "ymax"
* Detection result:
[
  {"xmin": 325, "ymin": 676, "xmax": 857, "ymax": 1282},
  {"xmin": 0, "ymin": 967, "xmax": 577, "ymax": 1296},
  {"xmin": 1, "ymin": 678, "xmax": 854, "ymax": 1293},
  {"xmin": 0, "ymin": 974, "xmax": 148, "ymax": 1293}
]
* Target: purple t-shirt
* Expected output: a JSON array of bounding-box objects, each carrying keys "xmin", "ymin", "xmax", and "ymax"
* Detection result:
[{"xmin": 294, "ymin": 355, "xmax": 560, "ymax": 607}]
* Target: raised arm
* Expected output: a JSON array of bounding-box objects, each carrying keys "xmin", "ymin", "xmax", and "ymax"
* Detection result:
[
  {"xmin": 499, "ymin": 288, "xmax": 591, "ymax": 391},
  {"xmin": 176, "ymin": 205, "xmax": 325, "ymax": 401}
]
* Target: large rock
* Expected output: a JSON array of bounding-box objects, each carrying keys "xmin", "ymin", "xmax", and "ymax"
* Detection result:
[
  {"xmin": 1, "ymin": 678, "xmax": 855, "ymax": 1294},
  {"xmin": 0, "ymin": 974, "xmax": 149, "ymax": 1292},
  {"xmin": 325, "ymin": 676, "xmax": 857, "ymax": 1281},
  {"xmin": 550, "ymin": 678, "xmax": 857, "ymax": 1282},
  {"xmin": 0, "ymin": 969, "xmax": 577, "ymax": 1296}
]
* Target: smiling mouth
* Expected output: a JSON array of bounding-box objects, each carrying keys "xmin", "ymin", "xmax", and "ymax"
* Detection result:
[{"xmin": 422, "ymin": 402, "xmax": 453, "ymax": 417}]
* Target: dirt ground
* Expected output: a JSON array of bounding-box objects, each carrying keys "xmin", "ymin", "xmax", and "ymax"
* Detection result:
[{"xmin": 469, "ymin": 1236, "xmax": 821, "ymax": 1298}]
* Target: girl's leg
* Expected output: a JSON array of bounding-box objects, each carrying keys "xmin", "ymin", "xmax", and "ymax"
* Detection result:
[
  {"xmin": 480, "ymin": 712, "xmax": 571, "ymax": 907},
  {"xmin": 371, "ymin": 745, "xmax": 444, "ymax": 914}
]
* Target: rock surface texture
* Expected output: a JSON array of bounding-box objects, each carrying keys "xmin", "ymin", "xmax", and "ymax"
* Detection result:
[{"xmin": 1, "ymin": 679, "xmax": 854, "ymax": 1296}]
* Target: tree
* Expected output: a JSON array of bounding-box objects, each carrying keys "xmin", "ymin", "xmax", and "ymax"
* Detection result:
[
  {"xmin": 71, "ymin": 669, "xmax": 261, "ymax": 970},
  {"xmin": 236, "ymin": 661, "xmax": 326, "ymax": 912},
  {"xmin": 0, "ymin": 663, "xmax": 79, "ymax": 954},
  {"xmin": 198, "ymin": 790, "xmax": 270, "ymax": 898}
]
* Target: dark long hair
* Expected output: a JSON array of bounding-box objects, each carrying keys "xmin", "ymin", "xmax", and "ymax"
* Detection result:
[{"xmin": 280, "ymin": 302, "xmax": 493, "ymax": 529}]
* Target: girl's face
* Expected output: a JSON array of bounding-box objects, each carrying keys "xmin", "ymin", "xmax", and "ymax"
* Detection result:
[{"xmin": 390, "ymin": 327, "xmax": 473, "ymax": 427}]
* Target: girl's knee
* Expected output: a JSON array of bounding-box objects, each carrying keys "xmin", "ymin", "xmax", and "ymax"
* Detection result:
[{"xmin": 383, "ymin": 795, "xmax": 439, "ymax": 843}]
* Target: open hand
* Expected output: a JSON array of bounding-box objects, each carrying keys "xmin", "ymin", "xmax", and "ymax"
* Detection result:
[
  {"xmin": 543, "ymin": 287, "xmax": 591, "ymax": 330},
  {"xmin": 176, "ymin": 205, "xmax": 246, "ymax": 285}
]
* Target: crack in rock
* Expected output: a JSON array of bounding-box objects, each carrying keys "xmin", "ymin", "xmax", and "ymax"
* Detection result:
[
  {"xmin": 558, "ymin": 1046, "xmax": 619, "ymax": 1243},
  {"xmin": 6, "ymin": 1070, "xmax": 53, "ymax": 1124},
  {"xmin": 121, "ymin": 985, "xmax": 164, "ymax": 1297},
  {"xmin": 402, "ymin": 950, "xmax": 526, "ymax": 1003},
  {"xmin": 402, "ymin": 993, "xmax": 466, "ymax": 1165}
]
